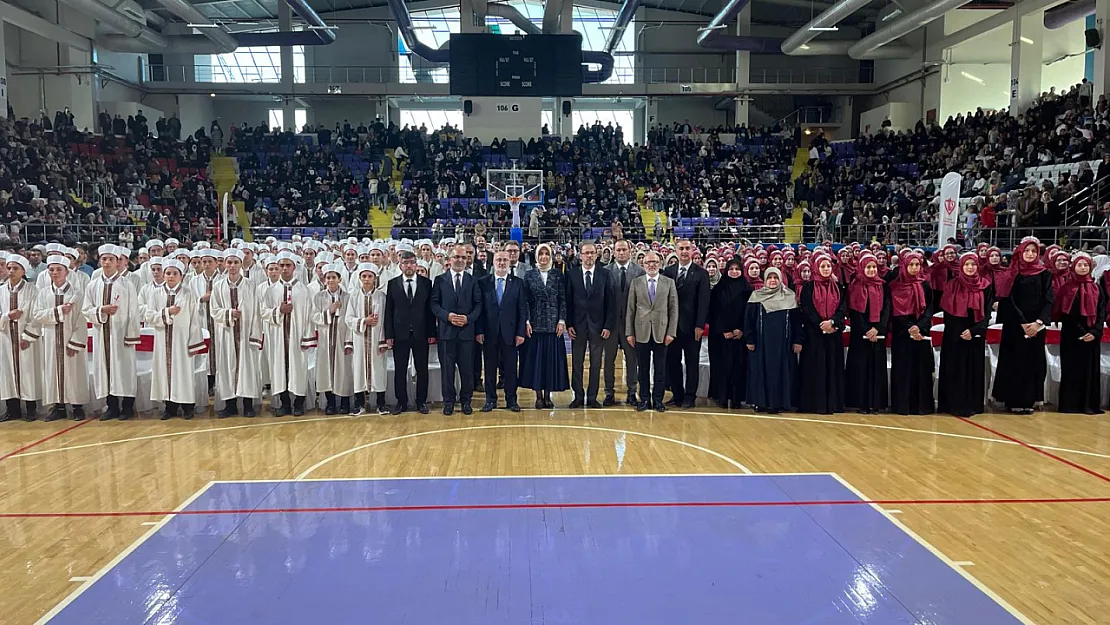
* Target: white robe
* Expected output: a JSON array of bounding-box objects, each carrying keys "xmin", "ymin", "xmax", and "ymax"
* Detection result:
[
  {"xmin": 255, "ymin": 278, "xmax": 280, "ymax": 387},
  {"xmin": 138, "ymin": 281, "xmax": 165, "ymax": 321},
  {"xmin": 261, "ymin": 279, "xmax": 317, "ymax": 396},
  {"xmin": 25, "ymin": 282, "xmax": 89, "ymax": 406},
  {"xmin": 345, "ymin": 287, "xmax": 387, "ymax": 394},
  {"xmin": 0, "ymin": 280, "xmax": 41, "ymax": 401},
  {"xmin": 312, "ymin": 287, "xmax": 353, "ymax": 396},
  {"xmin": 144, "ymin": 285, "xmax": 205, "ymax": 405},
  {"xmin": 37, "ymin": 267, "xmax": 89, "ymax": 294},
  {"xmin": 210, "ymin": 276, "xmax": 264, "ymax": 400},
  {"xmin": 84, "ymin": 274, "xmax": 141, "ymax": 399},
  {"xmin": 191, "ymin": 272, "xmax": 220, "ymax": 377}
]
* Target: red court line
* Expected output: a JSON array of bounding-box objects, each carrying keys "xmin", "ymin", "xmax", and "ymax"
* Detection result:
[
  {"xmin": 0, "ymin": 419, "xmax": 94, "ymax": 463},
  {"xmin": 958, "ymin": 418, "xmax": 1110, "ymax": 484},
  {"xmin": 3, "ymin": 496, "xmax": 1110, "ymax": 519}
]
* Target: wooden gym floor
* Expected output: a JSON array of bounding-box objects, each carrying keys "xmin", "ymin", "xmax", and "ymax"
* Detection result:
[{"xmin": 1, "ymin": 387, "xmax": 1109, "ymax": 624}]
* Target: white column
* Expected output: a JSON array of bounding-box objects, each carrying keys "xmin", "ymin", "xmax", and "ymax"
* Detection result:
[
  {"xmin": 279, "ymin": 0, "xmax": 295, "ymax": 130},
  {"xmin": 734, "ymin": 3, "xmax": 751, "ymax": 126},
  {"xmin": 1009, "ymin": 10, "xmax": 1044, "ymax": 113},
  {"xmin": 644, "ymin": 98, "xmax": 658, "ymax": 142},
  {"xmin": 1096, "ymin": 0, "xmax": 1110, "ymax": 98},
  {"xmin": 0, "ymin": 22, "xmax": 7, "ymax": 116}
]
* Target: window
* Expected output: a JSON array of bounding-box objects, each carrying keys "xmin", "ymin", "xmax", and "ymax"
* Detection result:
[
  {"xmin": 400, "ymin": 109, "xmax": 464, "ymax": 132},
  {"xmin": 268, "ymin": 108, "xmax": 308, "ymax": 131},
  {"xmin": 542, "ymin": 109, "xmax": 632, "ymax": 140},
  {"xmin": 399, "ymin": 1, "xmax": 634, "ymax": 85},
  {"xmin": 196, "ymin": 44, "xmax": 305, "ymax": 83}
]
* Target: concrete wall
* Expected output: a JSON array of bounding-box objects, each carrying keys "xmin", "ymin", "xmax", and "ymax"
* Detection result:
[
  {"xmin": 462, "ymin": 97, "xmax": 543, "ymax": 142},
  {"xmin": 145, "ymin": 94, "xmax": 215, "ymax": 137}
]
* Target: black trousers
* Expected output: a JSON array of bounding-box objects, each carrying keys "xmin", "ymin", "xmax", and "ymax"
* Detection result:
[
  {"xmin": 571, "ymin": 330, "xmax": 605, "ymax": 401},
  {"xmin": 483, "ymin": 336, "xmax": 519, "ymax": 404},
  {"xmin": 636, "ymin": 340, "xmax": 667, "ymax": 403},
  {"xmin": 393, "ymin": 335, "xmax": 430, "ymax": 406},
  {"xmin": 666, "ymin": 331, "xmax": 701, "ymax": 401},
  {"xmin": 439, "ymin": 338, "xmax": 475, "ymax": 404}
]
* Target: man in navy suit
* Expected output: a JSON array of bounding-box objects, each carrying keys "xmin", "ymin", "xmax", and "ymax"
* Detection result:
[
  {"xmin": 476, "ymin": 251, "xmax": 528, "ymax": 412},
  {"xmin": 566, "ymin": 242, "xmax": 617, "ymax": 408},
  {"xmin": 430, "ymin": 244, "xmax": 483, "ymax": 415}
]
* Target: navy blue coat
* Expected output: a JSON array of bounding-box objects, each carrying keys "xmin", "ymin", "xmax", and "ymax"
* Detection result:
[
  {"xmin": 477, "ymin": 273, "xmax": 529, "ymax": 345},
  {"xmin": 430, "ymin": 271, "xmax": 483, "ymax": 340},
  {"xmin": 522, "ymin": 268, "xmax": 567, "ymax": 333}
]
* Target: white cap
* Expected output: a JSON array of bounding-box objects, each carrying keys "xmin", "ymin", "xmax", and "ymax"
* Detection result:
[
  {"xmin": 200, "ymin": 248, "xmax": 219, "ymax": 259},
  {"xmin": 46, "ymin": 255, "xmax": 69, "ymax": 268},
  {"xmin": 224, "ymin": 249, "xmax": 244, "ymax": 262},
  {"xmin": 7, "ymin": 254, "xmax": 30, "ymax": 273},
  {"xmin": 323, "ymin": 262, "xmax": 345, "ymax": 277},
  {"xmin": 46, "ymin": 242, "xmax": 64, "ymax": 254},
  {"xmin": 165, "ymin": 238, "xmax": 180, "ymax": 246},
  {"xmin": 163, "ymin": 259, "xmax": 185, "ymax": 274},
  {"xmin": 98, "ymin": 244, "xmax": 118, "ymax": 257},
  {"xmin": 356, "ymin": 262, "xmax": 378, "ymax": 276},
  {"xmin": 147, "ymin": 239, "xmax": 164, "ymax": 249},
  {"xmin": 148, "ymin": 256, "xmax": 165, "ymax": 266},
  {"xmin": 276, "ymin": 251, "xmax": 297, "ymax": 263}
]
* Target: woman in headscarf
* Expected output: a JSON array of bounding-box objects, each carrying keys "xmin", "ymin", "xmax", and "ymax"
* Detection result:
[
  {"xmin": 834, "ymin": 247, "xmax": 855, "ymax": 285},
  {"xmin": 743, "ymin": 257, "xmax": 764, "ymax": 290},
  {"xmin": 705, "ymin": 257, "xmax": 721, "ymax": 288},
  {"xmin": 519, "ymin": 243, "xmax": 569, "ymax": 409},
  {"xmin": 991, "ymin": 237, "xmax": 1053, "ymax": 414},
  {"xmin": 708, "ymin": 259, "xmax": 752, "ymax": 409},
  {"xmin": 1054, "ymin": 253, "xmax": 1105, "ymax": 414},
  {"xmin": 844, "ymin": 253, "xmax": 890, "ymax": 414},
  {"xmin": 1049, "ymin": 249, "xmax": 1071, "ymax": 294},
  {"xmin": 928, "ymin": 243, "xmax": 959, "ymax": 310},
  {"xmin": 744, "ymin": 267, "xmax": 802, "ymax": 414},
  {"xmin": 888, "ymin": 251, "xmax": 935, "ymax": 415},
  {"xmin": 792, "ymin": 259, "xmax": 812, "ymax": 301},
  {"xmin": 937, "ymin": 253, "xmax": 994, "ymax": 418},
  {"xmin": 980, "ymin": 246, "xmax": 1004, "ymax": 288},
  {"xmin": 797, "ymin": 254, "xmax": 846, "ymax": 414}
]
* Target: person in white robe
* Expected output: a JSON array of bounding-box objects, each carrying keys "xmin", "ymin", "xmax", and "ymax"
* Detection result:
[
  {"xmin": 0, "ymin": 256, "xmax": 41, "ymax": 421},
  {"xmin": 24, "ymin": 256, "xmax": 88, "ymax": 421},
  {"xmin": 84, "ymin": 244, "xmax": 141, "ymax": 421},
  {"xmin": 138, "ymin": 257, "xmax": 166, "ymax": 320},
  {"xmin": 144, "ymin": 259, "xmax": 205, "ymax": 419},
  {"xmin": 256, "ymin": 256, "xmax": 282, "ymax": 390},
  {"xmin": 312, "ymin": 263, "xmax": 353, "ymax": 414},
  {"xmin": 261, "ymin": 251, "xmax": 318, "ymax": 416},
  {"xmin": 191, "ymin": 248, "xmax": 221, "ymax": 393},
  {"xmin": 346, "ymin": 263, "xmax": 388, "ymax": 415},
  {"xmin": 210, "ymin": 250, "xmax": 264, "ymax": 418}
]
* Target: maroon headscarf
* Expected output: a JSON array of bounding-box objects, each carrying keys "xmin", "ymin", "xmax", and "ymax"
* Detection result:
[
  {"xmin": 848, "ymin": 253, "xmax": 886, "ymax": 323},
  {"xmin": 743, "ymin": 257, "xmax": 764, "ymax": 290},
  {"xmin": 810, "ymin": 254, "xmax": 841, "ymax": 319},
  {"xmin": 941, "ymin": 252, "xmax": 991, "ymax": 321},
  {"xmin": 928, "ymin": 244, "xmax": 959, "ymax": 292},
  {"xmin": 1052, "ymin": 253, "xmax": 1099, "ymax": 325},
  {"xmin": 994, "ymin": 237, "xmax": 1046, "ymax": 298},
  {"xmin": 890, "ymin": 251, "xmax": 927, "ymax": 318}
]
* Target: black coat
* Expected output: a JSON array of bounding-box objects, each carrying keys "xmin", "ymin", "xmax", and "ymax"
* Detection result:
[
  {"xmin": 430, "ymin": 271, "xmax": 483, "ymax": 340},
  {"xmin": 383, "ymin": 273, "xmax": 436, "ymax": 341},
  {"xmin": 565, "ymin": 265, "xmax": 617, "ymax": 336},
  {"xmin": 522, "ymin": 268, "xmax": 567, "ymax": 333},
  {"xmin": 661, "ymin": 263, "xmax": 711, "ymax": 335},
  {"xmin": 477, "ymin": 273, "xmax": 529, "ymax": 344}
]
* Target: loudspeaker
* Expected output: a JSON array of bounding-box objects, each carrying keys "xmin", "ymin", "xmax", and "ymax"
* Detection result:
[
  {"xmin": 464, "ymin": 99, "xmax": 473, "ymax": 115},
  {"xmin": 562, "ymin": 100, "xmax": 572, "ymax": 116},
  {"xmin": 1086, "ymin": 28, "xmax": 1101, "ymax": 49},
  {"xmin": 506, "ymin": 140, "xmax": 523, "ymax": 160}
]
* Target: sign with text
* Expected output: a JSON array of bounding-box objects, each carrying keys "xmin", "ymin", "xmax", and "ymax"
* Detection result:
[{"xmin": 938, "ymin": 172, "xmax": 962, "ymax": 245}]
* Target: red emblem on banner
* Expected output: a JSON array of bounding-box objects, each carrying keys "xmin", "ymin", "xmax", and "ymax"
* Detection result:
[{"xmin": 944, "ymin": 197, "xmax": 956, "ymax": 215}]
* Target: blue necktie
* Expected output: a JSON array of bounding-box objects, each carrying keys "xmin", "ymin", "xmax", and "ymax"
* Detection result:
[
  {"xmin": 648, "ymin": 278, "xmax": 656, "ymax": 303},
  {"xmin": 496, "ymin": 277, "xmax": 504, "ymax": 305}
]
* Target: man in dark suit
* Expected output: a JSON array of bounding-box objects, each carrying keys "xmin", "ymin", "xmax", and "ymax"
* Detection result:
[
  {"xmin": 661, "ymin": 238, "xmax": 710, "ymax": 409},
  {"xmin": 431, "ymin": 244, "xmax": 483, "ymax": 415},
  {"xmin": 384, "ymin": 248, "xmax": 436, "ymax": 415},
  {"xmin": 605, "ymin": 239, "xmax": 645, "ymax": 406},
  {"xmin": 566, "ymin": 242, "xmax": 617, "ymax": 408},
  {"xmin": 464, "ymin": 241, "xmax": 487, "ymax": 390},
  {"xmin": 476, "ymin": 250, "xmax": 528, "ymax": 412}
]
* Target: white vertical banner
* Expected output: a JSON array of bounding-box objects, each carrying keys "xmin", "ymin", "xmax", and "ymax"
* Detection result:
[
  {"xmin": 938, "ymin": 172, "xmax": 962, "ymax": 245},
  {"xmin": 221, "ymin": 192, "xmax": 230, "ymax": 243}
]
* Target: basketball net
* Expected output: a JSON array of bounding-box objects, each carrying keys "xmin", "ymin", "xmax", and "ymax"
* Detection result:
[{"xmin": 508, "ymin": 196, "xmax": 523, "ymax": 229}]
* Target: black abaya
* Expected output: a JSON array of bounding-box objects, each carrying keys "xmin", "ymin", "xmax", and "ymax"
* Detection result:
[
  {"xmin": 844, "ymin": 289, "xmax": 891, "ymax": 413},
  {"xmin": 744, "ymin": 303, "xmax": 801, "ymax": 413},
  {"xmin": 708, "ymin": 277, "xmax": 752, "ymax": 408},
  {"xmin": 889, "ymin": 283, "xmax": 935, "ymax": 415},
  {"xmin": 992, "ymin": 272, "xmax": 1053, "ymax": 410},
  {"xmin": 1057, "ymin": 294, "xmax": 1105, "ymax": 414},
  {"xmin": 937, "ymin": 287, "xmax": 994, "ymax": 417},
  {"xmin": 797, "ymin": 282, "xmax": 846, "ymax": 414}
]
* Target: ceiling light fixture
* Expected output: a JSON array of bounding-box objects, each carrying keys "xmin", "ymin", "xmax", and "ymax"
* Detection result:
[
  {"xmin": 960, "ymin": 71, "xmax": 984, "ymax": 84},
  {"xmin": 800, "ymin": 44, "xmax": 811, "ymax": 50},
  {"xmin": 1020, "ymin": 36, "xmax": 1034, "ymax": 44},
  {"xmin": 186, "ymin": 23, "xmax": 219, "ymax": 28},
  {"xmin": 882, "ymin": 8, "xmax": 902, "ymax": 21},
  {"xmin": 697, "ymin": 24, "xmax": 727, "ymax": 32},
  {"xmin": 809, "ymin": 26, "xmax": 839, "ymax": 31}
]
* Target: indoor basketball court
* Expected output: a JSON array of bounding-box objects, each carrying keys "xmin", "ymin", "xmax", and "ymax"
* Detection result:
[{"xmin": 1, "ymin": 397, "xmax": 1108, "ymax": 624}]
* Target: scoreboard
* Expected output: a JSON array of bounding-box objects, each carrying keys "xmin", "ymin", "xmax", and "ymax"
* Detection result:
[{"xmin": 449, "ymin": 33, "xmax": 583, "ymax": 97}]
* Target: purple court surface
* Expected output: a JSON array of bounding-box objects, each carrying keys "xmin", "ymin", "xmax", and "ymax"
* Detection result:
[{"xmin": 39, "ymin": 474, "xmax": 1031, "ymax": 625}]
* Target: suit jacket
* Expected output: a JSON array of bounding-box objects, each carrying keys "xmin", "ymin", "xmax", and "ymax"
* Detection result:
[
  {"xmin": 469, "ymin": 260, "xmax": 488, "ymax": 279},
  {"xmin": 565, "ymin": 264, "xmax": 617, "ymax": 336},
  {"xmin": 430, "ymin": 271, "xmax": 483, "ymax": 340},
  {"xmin": 383, "ymin": 273, "xmax": 436, "ymax": 341},
  {"xmin": 607, "ymin": 261, "xmax": 645, "ymax": 335},
  {"xmin": 522, "ymin": 268, "xmax": 566, "ymax": 333},
  {"xmin": 477, "ymin": 273, "xmax": 528, "ymax": 345},
  {"xmin": 662, "ymin": 263, "xmax": 710, "ymax": 334},
  {"xmin": 626, "ymin": 273, "xmax": 678, "ymax": 344}
]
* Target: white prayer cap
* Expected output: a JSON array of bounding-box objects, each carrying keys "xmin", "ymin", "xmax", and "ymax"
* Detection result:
[
  {"xmin": 292, "ymin": 234, "xmax": 302, "ymax": 242},
  {"xmin": 147, "ymin": 239, "xmax": 164, "ymax": 249},
  {"xmin": 356, "ymin": 262, "xmax": 378, "ymax": 276},
  {"xmin": 98, "ymin": 244, "xmax": 119, "ymax": 257},
  {"xmin": 276, "ymin": 251, "xmax": 297, "ymax": 263},
  {"xmin": 188, "ymin": 249, "xmax": 203, "ymax": 259},
  {"xmin": 262, "ymin": 254, "xmax": 279, "ymax": 267},
  {"xmin": 114, "ymin": 245, "xmax": 131, "ymax": 258},
  {"xmin": 63, "ymin": 247, "xmax": 78, "ymax": 259},
  {"xmin": 396, "ymin": 243, "xmax": 415, "ymax": 256},
  {"xmin": 165, "ymin": 237, "xmax": 180, "ymax": 246},
  {"xmin": 369, "ymin": 242, "xmax": 386, "ymax": 253},
  {"xmin": 173, "ymin": 249, "xmax": 191, "ymax": 259},
  {"xmin": 7, "ymin": 254, "xmax": 30, "ymax": 273},
  {"xmin": 200, "ymin": 248, "xmax": 219, "ymax": 259},
  {"xmin": 195, "ymin": 241, "xmax": 211, "ymax": 250},
  {"xmin": 33, "ymin": 244, "xmax": 46, "ymax": 252},
  {"xmin": 45, "ymin": 242, "xmax": 64, "ymax": 254},
  {"xmin": 315, "ymin": 251, "xmax": 334, "ymax": 265},
  {"xmin": 148, "ymin": 256, "xmax": 165, "ymax": 266},
  {"xmin": 401, "ymin": 238, "xmax": 414, "ymax": 246},
  {"xmin": 46, "ymin": 255, "xmax": 69, "ymax": 268},
  {"xmin": 356, "ymin": 245, "xmax": 370, "ymax": 256},
  {"xmin": 360, "ymin": 237, "xmax": 372, "ymax": 245},
  {"xmin": 343, "ymin": 244, "xmax": 358, "ymax": 254},
  {"xmin": 323, "ymin": 262, "xmax": 345, "ymax": 277},
  {"xmin": 231, "ymin": 238, "xmax": 244, "ymax": 246},
  {"xmin": 224, "ymin": 249, "xmax": 244, "ymax": 262},
  {"xmin": 163, "ymin": 259, "xmax": 185, "ymax": 274},
  {"xmin": 0, "ymin": 251, "xmax": 8, "ymax": 263},
  {"xmin": 417, "ymin": 239, "xmax": 433, "ymax": 248}
]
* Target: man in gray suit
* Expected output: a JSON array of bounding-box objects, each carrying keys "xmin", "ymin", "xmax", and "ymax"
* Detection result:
[
  {"xmin": 625, "ymin": 251, "xmax": 678, "ymax": 412},
  {"xmin": 605, "ymin": 239, "xmax": 645, "ymax": 406}
]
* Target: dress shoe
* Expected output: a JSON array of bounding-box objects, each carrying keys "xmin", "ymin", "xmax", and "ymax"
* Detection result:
[
  {"xmin": 0, "ymin": 414, "xmax": 16, "ymax": 423},
  {"xmin": 586, "ymin": 399, "xmax": 602, "ymax": 409},
  {"xmin": 324, "ymin": 405, "xmax": 337, "ymax": 415},
  {"xmin": 443, "ymin": 403, "xmax": 455, "ymax": 416},
  {"xmin": 535, "ymin": 399, "xmax": 546, "ymax": 410},
  {"xmin": 45, "ymin": 406, "xmax": 66, "ymax": 422},
  {"xmin": 243, "ymin": 404, "xmax": 257, "ymax": 418},
  {"xmin": 507, "ymin": 403, "xmax": 521, "ymax": 412},
  {"xmin": 635, "ymin": 401, "xmax": 649, "ymax": 412},
  {"xmin": 72, "ymin": 407, "xmax": 86, "ymax": 421},
  {"xmin": 665, "ymin": 398, "xmax": 680, "ymax": 407},
  {"xmin": 417, "ymin": 403, "xmax": 429, "ymax": 414},
  {"xmin": 461, "ymin": 403, "xmax": 473, "ymax": 415},
  {"xmin": 681, "ymin": 399, "xmax": 696, "ymax": 409},
  {"xmin": 292, "ymin": 406, "xmax": 306, "ymax": 416},
  {"xmin": 544, "ymin": 398, "xmax": 555, "ymax": 409},
  {"xmin": 160, "ymin": 410, "xmax": 173, "ymax": 420},
  {"xmin": 275, "ymin": 406, "xmax": 292, "ymax": 417},
  {"xmin": 99, "ymin": 410, "xmax": 118, "ymax": 421},
  {"xmin": 481, "ymin": 401, "xmax": 496, "ymax": 412},
  {"xmin": 217, "ymin": 408, "xmax": 237, "ymax": 419},
  {"xmin": 653, "ymin": 401, "xmax": 666, "ymax": 412},
  {"xmin": 390, "ymin": 404, "xmax": 408, "ymax": 416},
  {"xmin": 626, "ymin": 392, "xmax": 638, "ymax": 406},
  {"xmin": 568, "ymin": 398, "xmax": 584, "ymax": 409},
  {"xmin": 349, "ymin": 405, "xmax": 366, "ymax": 416},
  {"xmin": 602, "ymin": 394, "xmax": 616, "ymax": 407}
]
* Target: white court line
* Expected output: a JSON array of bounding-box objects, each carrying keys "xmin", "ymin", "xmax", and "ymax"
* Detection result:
[
  {"xmin": 33, "ymin": 481, "xmax": 216, "ymax": 625},
  {"xmin": 953, "ymin": 561, "xmax": 976, "ymax": 567},
  {"xmin": 67, "ymin": 577, "xmax": 92, "ymax": 583},
  {"xmin": 139, "ymin": 521, "xmax": 159, "ymax": 526},
  {"xmin": 883, "ymin": 509, "xmax": 903, "ymax": 514},
  {"xmin": 829, "ymin": 473, "xmax": 1036, "ymax": 625},
  {"xmin": 295, "ymin": 424, "xmax": 754, "ymax": 480},
  {"xmin": 213, "ymin": 472, "xmax": 831, "ymax": 484}
]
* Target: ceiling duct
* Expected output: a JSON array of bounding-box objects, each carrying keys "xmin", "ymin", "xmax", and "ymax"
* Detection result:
[
  {"xmin": 1044, "ymin": 0, "xmax": 1093, "ymax": 28},
  {"xmin": 848, "ymin": 0, "xmax": 972, "ymax": 59},
  {"xmin": 153, "ymin": 0, "xmax": 236, "ymax": 53},
  {"xmin": 780, "ymin": 0, "xmax": 873, "ymax": 55}
]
